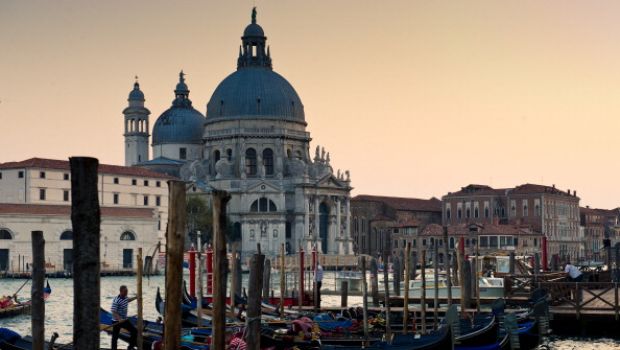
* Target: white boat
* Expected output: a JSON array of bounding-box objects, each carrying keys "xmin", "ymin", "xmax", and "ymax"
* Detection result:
[
  {"xmin": 405, "ymin": 274, "xmax": 505, "ymax": 299},
  {"xmin": 335, "ymin": 270, "xmax": 364, "ymax": 292}
]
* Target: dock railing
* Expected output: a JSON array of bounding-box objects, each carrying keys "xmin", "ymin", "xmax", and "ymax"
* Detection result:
[{"xmin": 536, "ymin": 281, "xmax": 620, "ymax": 320}]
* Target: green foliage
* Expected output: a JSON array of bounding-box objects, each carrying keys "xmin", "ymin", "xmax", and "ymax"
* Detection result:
[{"xmin": 186, "ymin": 194, "xmax": 213, "ymax": 246}]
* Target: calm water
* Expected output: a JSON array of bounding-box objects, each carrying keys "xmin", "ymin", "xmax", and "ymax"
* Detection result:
[{"xmin": 1, "ymin": 276, "xmax": 619, "ymax": 349}]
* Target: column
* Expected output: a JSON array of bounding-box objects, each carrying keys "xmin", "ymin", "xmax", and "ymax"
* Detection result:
[
  {"xmin": 336, "ymin": 198, "xmax": 342, "ymax": 254},
  {"xmin": 315, "ymin": 195, "xmax": 320, "ymax": 250}
]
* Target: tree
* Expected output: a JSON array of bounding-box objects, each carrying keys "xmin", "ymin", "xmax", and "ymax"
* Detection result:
[{"xmin": 186, "ymin": 194, "xmax": 213, "ymax": 248}]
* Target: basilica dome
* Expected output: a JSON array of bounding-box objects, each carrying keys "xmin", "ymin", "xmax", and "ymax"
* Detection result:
[
  {"xmin": 153, "ymin": 72, "xmax": 205, "ymax": 145},
  {"xmin": 205, "ymin": 10, "xmax": 305, "ymax": 123}
]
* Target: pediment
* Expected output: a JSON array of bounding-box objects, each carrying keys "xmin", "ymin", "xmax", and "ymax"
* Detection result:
[
  {"xmin": 316, "ymin": 174, "xmax": 347, "ymax": 189},
  {"xmin": 247, "ymin": 180, "xmax": 281, "ymax": 193}
]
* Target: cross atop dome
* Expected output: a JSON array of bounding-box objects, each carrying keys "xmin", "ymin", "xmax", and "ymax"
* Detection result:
[{"xmin": 238, "ymin": 7, "xmax": 272, "ymax": 70}]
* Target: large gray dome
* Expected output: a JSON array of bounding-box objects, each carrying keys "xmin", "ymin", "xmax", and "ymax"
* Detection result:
[
  {"xmin": 152, "ymin": 71, "xmax": 205, "ymax": 145},
  {"xmin": 206, "ymin": 68, "xmax": 305, "ymax": 122}
]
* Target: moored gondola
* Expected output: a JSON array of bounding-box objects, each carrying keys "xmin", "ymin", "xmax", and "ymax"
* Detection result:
[{"xmin": 0, "ymin": 282, "xmax": 52, "ymax": 320}]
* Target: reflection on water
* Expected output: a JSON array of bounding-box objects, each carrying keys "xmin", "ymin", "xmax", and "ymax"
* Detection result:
[{"xmin": 0, "ymin": 276, "xmax": 619, "ymax": 349}]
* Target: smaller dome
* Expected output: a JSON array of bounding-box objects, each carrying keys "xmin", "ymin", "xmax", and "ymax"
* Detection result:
[
  {"xmin": 152, "ymin": 107, "xmax": 205, "ymax": 144},
  {"xmin": 243, "ymin": 23, "xmax": 264, "ymax": 37},
  {"xmin": 128, "ymin": 82, "xmax": 144, "ymax": 101}
]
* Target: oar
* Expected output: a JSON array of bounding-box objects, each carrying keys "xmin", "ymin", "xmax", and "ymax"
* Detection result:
[
  {"xmin": 52, "ymin": 319, "xmax": 130, "ymax": 350},
  {"xmin": 13, "ymin": 278, "xmax": 30, "ymax": 298}
]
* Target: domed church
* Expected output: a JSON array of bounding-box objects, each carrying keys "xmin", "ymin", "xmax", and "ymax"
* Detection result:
[{"xmin": 122, "ymin": 9, "xmax": 354, "ymax": 257}]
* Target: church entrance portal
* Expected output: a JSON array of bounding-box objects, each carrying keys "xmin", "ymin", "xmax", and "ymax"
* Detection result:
[{"xmin": 319, "ymin": 203, "xmax": 329, "ymax": 253}]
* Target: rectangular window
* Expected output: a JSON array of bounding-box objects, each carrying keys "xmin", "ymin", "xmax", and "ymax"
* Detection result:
[
  {"xmin": 143, "ymin": 195, "xmax": 149, "ymax": 206},
  {"xmin": 63, "ymin": 190, "xmax": 69, "ymax": 202},
  {"xmin": 18, "ymin": 171, "xmax": 24, "ymax": 178},
  {"xmin": 113, "ymin": 193, "xmax": 119, "ymax": 204},
  {"xmin": 63, "ymin": 173, "xmax": 69, "ymax": 181},
  {"xmin": 132, "ymin": 179, "xmax": 137, "ymax": 186},
  {"xmin": 156, "ymin": 196, "xmax": 161, "ymax": 206},
  {"xmin": 489, "ymin": 236, "xmax": 498, "ymax": 248},
  {"xmin": 144, "ymin": 180, "xmax": 149, "ymax": 186},
  {"xmin": 39, "ymin": 188, "xmax": 46, "ymax": 200},
  {"xmin": 39, "ymin": 171, "xmax": 46, "ymax": 179},
  {"xmin": 180, "ymin": 148, "xmax": 187, "ymax": 160},
  {"xmin": 156, "ymin": 181, "xmax": 161, "ymax": 187},
  {"xmin": 114, "ymin": 177, "xmax": 119, "ymax": 184},
  {"xmin": 480, "ymin": 236, "xmax": 489, "ymax": 247}
]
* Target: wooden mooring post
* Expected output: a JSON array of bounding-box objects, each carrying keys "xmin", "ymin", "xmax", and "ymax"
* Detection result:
[
  {"xmin": 433, "ymin": 244, "xmax": 439, "ymax": 329},
  {"xmin": 341, "ymin": 281, "xmax": 349, "ymax": 307},
  {"xmin": 31, "ymin": 231, "xmax": 45, "ymax": 350},
  {"xmin": 164, "ymin": 180, "xmax": 187, "ymax": 350},
  {"xmin": 263, "ymin": 258, "xmax": 272, "ymax": 303},
  {"xmin": 280, "ymin": 243, "xmax": 286, "ymax": 315},
  {"xmin": 457, "ymin": 237, "xmax": 466, "ymax": 315},
  {"xmin": 246, "ymin": 245, "xmax": 265, "ymax": 350},
  {"xmin": 509, "ymin": 252, "xmax": 515, "ymax": 275},
  {"xmin": 443, "ymin": 227, "xmax": 452, "ymax": 306},
  {"xmin": 393, "ymin": 256, "xmax": 401, "ymax": 297},
  {"xmin": 360, "ymin": 256, "xmax": 369, "ymax": 342},
  {"xmin": 403, "ymin": 242, "xmax": 411, "ymax": 334},
  {"xmin": 420, "ymin": 249, "xmax": 427, "ymax": 333},
  {"xmin": 370, "ymin": 258, "xmax": 380, "ymax": 306},
  {"xmin": 212, "ymin": 190, "xmax": 231, "ymax": 350},
  {"xmin": 383, "ymin": 254, "xmax": 392, "ymax": 342},
  {"xmin": 230, "ymin": 242, "xmax": 238, "ymax": 316},
  {"xmin": 70, "ymin": 157, "xmax": 100, "ymax": 350},
  {"xmin": 298, "ymin": 247, "xmax": 304, "ymax": 311},
  {"xmin": 136, "ymin": 248, "xmax": 144, "ymax": 350}
]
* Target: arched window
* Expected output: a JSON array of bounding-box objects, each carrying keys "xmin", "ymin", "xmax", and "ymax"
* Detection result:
[
  {"xmin": 262, "ymin": 148, "xmax": 274, "ymax": 175},
  {"xmin": 120, "ymin": 231, "xmax": 136, "ymax": 241},
  {"xmin": 245, "ymin": 148, "xmax": 257, "ymax": 176},
  {"xmin": 226, "ymin": 149, "xmax": 233, "ymax": 161},
  {"xmin": 466, "ymin": 208, "xmax": 471, "ymax": 218},
  {"xmin": 474, "ymin": 207, "xmax": 479, "ymax": 218},
  {"xmin": 250, "ymin": 198, "xmax": 277, "ymax": 212},
  {"xmin": 60, "ymin": 230, "xmax": 73, "ymax": 240},
  {"xmin": 214, "ymin": 150, "xmax": 221, "ymax": 164},
  {"xmin": 449, "ymin": 237, "xmax": 455, "ymax": 249},
  {"xmin": 484, "ymin": 208, "xmax": 490, "ymax": 218},
  {"xmin": 287, "ymin": 149, "xmax": 292, "ymax": 158},
  {"xmin": 295, "ymin": 150, "xmax": 302, "ymax": 160},
  {"xmin": 446, "ymin": 208, "xmax": 451, "ymax": 219},
  {"xmin": 457, "ymin": 209, "xmax": 462, "ymax": 219},
  {"xmin": 0, "ymin": 229, "xmax": 12, "ymax": 240}
]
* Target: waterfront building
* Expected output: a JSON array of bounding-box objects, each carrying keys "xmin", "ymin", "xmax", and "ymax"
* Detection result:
[
  {"xmin": 124, "ymin": 10, "xmax": 354, "ymax": 257},
  {"xmin": 418, "ymin": 222, "xmax": 543, "ymax": 264},
  {"xmin": 0, "ymin": 158, "xmax": 170, "ymax": 273},
  {"xmin": 443, "ymin": 183, "xmax": 581, "ymax": 263},
  {"xmin": 350, "ymin": 195, "xmax": 442, "ymax": 256}
]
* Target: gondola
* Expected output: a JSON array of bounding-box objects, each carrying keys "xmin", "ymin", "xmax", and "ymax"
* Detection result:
[
  {"xmin": 0, "ymin": 327, "xmax": 112, "ymax": 350},
  {"xmin": 454, "ymin": 313, "xmax": 498, "ymax": 347},
  {"xmin": 0, "ymin": 282, "xmax": 52, "ymax": 319},
  {"xmin": 99, "ymin": 309, "xmax": 211, "ymax": 350}
]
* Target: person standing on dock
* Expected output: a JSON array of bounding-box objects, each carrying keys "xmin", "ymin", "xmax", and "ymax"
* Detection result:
[
  {"xmin": 315, "ymin": 263, "xmax": 324, "ymax": 308},
  {"xmin": 564, "ymin": 261, "xmax": 583, "ymax": 282},
  {"xmin": 111, "ymin": 285, "xmax": 138, "ymax": 350}
]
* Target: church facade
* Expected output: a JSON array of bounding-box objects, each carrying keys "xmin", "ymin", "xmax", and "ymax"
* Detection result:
[{"xmin": 124, "ymin": 10, "xmax": 354, "ymax": 257}]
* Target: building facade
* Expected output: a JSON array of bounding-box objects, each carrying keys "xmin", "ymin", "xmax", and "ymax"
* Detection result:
[
  {"xmin": 125, "ymin": 10, "xmax": 354, "ymax": 257},
  {"xmin": 351, "ymin": 195, "xmax": 442, "ymax": 256},
  {"xmin": 0, "ymin": 158, "xmax": 171, "ymax": 272},
  {"xmin": 443, "ymin": 183, "xmax": 581, "ymax": 262}
]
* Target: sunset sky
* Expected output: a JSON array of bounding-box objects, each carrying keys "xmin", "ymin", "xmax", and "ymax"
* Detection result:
[{"xmin": 2, "ymin": 1, "xmax": 620, "ymax": 208}]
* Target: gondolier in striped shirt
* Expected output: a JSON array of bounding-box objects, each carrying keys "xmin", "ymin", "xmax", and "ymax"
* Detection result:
[{"xmin": 111, "ymin": 285, "xmax": 138, "ymax": 350}]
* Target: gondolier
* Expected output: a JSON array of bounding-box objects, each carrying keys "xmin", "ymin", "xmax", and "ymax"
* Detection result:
[
  {"xmin": 315, "ymin": 263, "xmax": 323, "ymax": 308},
  {"xmin": 111, "ymin": 285, "xmax": 137, "ymax": 350}
]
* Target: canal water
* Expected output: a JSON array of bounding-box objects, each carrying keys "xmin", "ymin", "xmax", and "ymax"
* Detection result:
[{"xmin": 1, "ymin": 276, "xmax": 619, "ymax": 349}]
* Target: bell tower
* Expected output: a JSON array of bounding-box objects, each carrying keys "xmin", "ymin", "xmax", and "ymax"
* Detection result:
[{"xmin": 124, "ymin": 78, "xmax": 150, "ymax": 166}]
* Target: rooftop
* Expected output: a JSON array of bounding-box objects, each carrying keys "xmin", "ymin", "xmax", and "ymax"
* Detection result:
[
  {"xmin": 0, "ymin": 203, "xmax": 156, "ymax": 218},
  {"xmin": 0, "ymin": 158, "xmax": 176, "ymax": 180},
  {"xmin": 352, "ymin": 195, "xmax": 442, "ymax": 212}
]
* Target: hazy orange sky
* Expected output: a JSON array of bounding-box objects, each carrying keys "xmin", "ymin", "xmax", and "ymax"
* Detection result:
[{"xmin": 2, "ymin": 1, "xmax": 620, "ymax": 208}]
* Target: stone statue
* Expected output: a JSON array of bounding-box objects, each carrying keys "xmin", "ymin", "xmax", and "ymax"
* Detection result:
[
  {"xmin": 345, "ymin": 170, "xmax": 350, "ymax": 181},
  {"xmin": 251, "ymin": 6, "xmax": 257, "ymax": 24},
  {"xmin": 337, "ymin": 169, "xmax": 341, "ymax": 179},
  {"xmin": 326, "ymin": 152, "xmax": 331, "ymax": 165},
  {"xmin": 321, "ymin": 147, "xmax": 326, "ymax": 161},
  {"xmin": 315, "ymin": 146, "xmax": 320, "ymax": 161}
]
